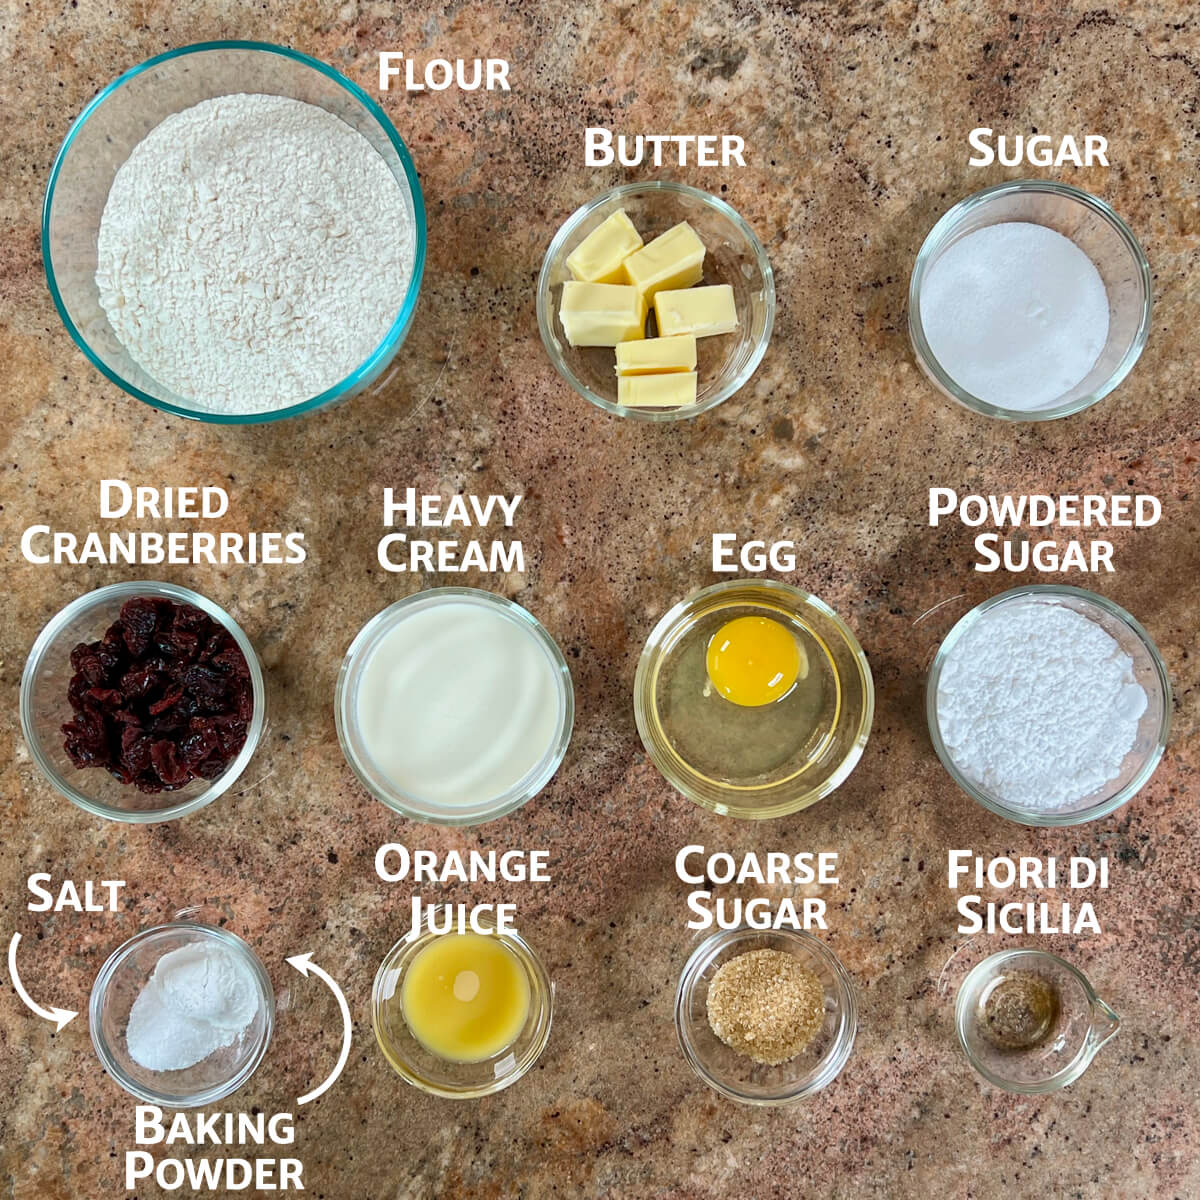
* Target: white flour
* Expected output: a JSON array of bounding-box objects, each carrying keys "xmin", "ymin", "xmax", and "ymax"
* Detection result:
[
  {"xmin": 96, "ymin": 94, "xmax": 414, "ymax": 413},
  {"xmin": 936, "ymin": 599, "xmax": 1148, "ymax": 809},
  {"xmin": 126, "ymin": 942, "xmax": 260, "ymax": 1072}
]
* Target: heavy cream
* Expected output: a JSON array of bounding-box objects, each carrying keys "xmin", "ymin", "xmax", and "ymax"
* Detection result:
[{"xmin": 354, "ymin": 596, "xmax": 565, "ymax": 809}]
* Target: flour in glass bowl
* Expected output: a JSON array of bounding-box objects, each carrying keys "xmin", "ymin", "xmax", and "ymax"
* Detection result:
[
  {"xmin": 95, "ymin": 93, "xmax": 415, "ymax": 415},
  {"xmin": 935, "ymin": 599, "xmax": 1149, "ymax": 810}
]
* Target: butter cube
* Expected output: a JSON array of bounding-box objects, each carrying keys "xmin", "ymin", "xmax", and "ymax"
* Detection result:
[
  {"xmin": 615, "ymin": 335, "xmax": 697, "ymax": 376},
  {"xmin": 559, "ymin": 281, "xmax": 646, "ymax": 347},
  {"xmin": 566, "ymin": 209, "xmax": 644, "ymax": 283},
  {"xmin": 654, "ymin": 285, "xmax": 738, "ymax": 338},
  {"xmin": 621, "ymin": 222, "xmax": 705, "ymax": 302},
  {"xmin": 617, "ymin": 371, "xmax": 698, "ymax": 408}
]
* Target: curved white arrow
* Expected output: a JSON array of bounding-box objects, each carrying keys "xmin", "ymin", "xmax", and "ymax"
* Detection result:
[
  {"xmin": 7, "ymin": 933, "xmax": 77, "ymax": 1031},
  {"xmin": 286, "ymin": 952, "xmax": 351, "ymax": 1105}
]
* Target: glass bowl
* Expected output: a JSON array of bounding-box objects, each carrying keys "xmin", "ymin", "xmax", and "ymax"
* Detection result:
[
  {"xmin": 20, "ymin": 581, "xmax": 267, "ymax": 823},
  {"xmin": 675, "ymin": 927, "xmax": 857, "ymax": 1105},
  {"xmin": 372, "ymin": 924, "xmax": 553, "ymax": 1098},
  {"xmin": 90, "ymin": 922, "xmax": 274, "ymax": 1106},
  {"xmin": 955, "ymin": 949, "xmax": 1120, "ymax": 1094},
  {"xmin": 634, "ymin": 580, "xmax": 873, "ymax": 818},
  {"xmin": 927, "ymin": 584, "xmax": 1170, "ymax": 826},
  {"xmin": 43, "ymin": 40, "xmax": 426, "ymax": 423},
  {"xmin": 908, "ymin": 180, "xmax": 1151, "ymax": 420},
  {"xmin": 537, "ymin": 182, "xmax": 775, "ymax": 421},
  {"xmin": 335, "ymin": 587, "xmax": 574, "ymax": 826}
]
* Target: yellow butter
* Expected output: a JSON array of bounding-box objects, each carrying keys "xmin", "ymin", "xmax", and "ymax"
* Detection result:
[
  {"xmin": 654, "ymin": 284, "xmax": 738, "ymax": 338},
  {"xmin": 565, "ymin": 209, "xmax": 644, "ymax": 283},
  {"xmin": 615, "ymin": 335, "xmax": 697, "ymax": 376},
  {"xmin": 617, "ymin": 371, "xmax": 698, "ymax": 408},
  {"xmin": 621, "ymin": 222, "xmax": 705, "ymax": 303},
  {"xmin": 559, "ymin": 281, "xmax": 646, "ymax": 347}
]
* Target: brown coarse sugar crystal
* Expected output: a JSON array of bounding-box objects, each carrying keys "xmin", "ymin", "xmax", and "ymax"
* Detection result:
[{"xmin": 706, "ymin": 947, "xmax": 826, "ymax": 1065}]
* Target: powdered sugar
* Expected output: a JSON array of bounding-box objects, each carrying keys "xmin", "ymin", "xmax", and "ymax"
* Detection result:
[
  {"xmin": 96, "ymin": 94, "xmax": 414, "ymax": 414},
  {"xmin": 126, "ymin": 942, "xmax": 260, "ymax": 1072},
  {"xmin": 936, "ymin": 598, "xmax": 1148, "ymax": 810}
]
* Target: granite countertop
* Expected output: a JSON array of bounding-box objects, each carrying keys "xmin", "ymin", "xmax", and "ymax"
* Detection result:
[{"xmin": 1, "ymin": 2, "xmax": 1197, "ymax": 1197}]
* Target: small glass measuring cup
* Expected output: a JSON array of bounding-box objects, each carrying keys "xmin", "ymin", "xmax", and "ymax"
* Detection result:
[{"xmin": 955, "ymin": 949, "xmax": 1120, "ymax": 1093}]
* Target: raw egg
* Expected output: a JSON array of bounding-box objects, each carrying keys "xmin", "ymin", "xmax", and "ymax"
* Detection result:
[{"xmin": 706, "ymin": 616, "xmax": 806, "ymax": 707}]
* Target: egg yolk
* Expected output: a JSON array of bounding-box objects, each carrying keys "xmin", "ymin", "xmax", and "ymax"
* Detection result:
[{"xmin": 706, "ymin": 616, "xmax": 805, "ymax": 707}]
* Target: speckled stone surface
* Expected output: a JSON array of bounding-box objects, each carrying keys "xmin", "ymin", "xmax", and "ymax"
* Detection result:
[{"xmin": 1, "ymin": 2, "xmax": 1198, "ymax": 1197}]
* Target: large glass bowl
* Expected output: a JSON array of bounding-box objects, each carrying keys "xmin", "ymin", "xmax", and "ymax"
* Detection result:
[
  {"xmin": 675, "ymin": 927, "xmax": 857, "ymax": 1105},
  {"xmin": 926, "ymin": 585, "xmax": 1170, "ymax": 826},
  {"xmin": 43, "ymin": 40, "xmax": 426, "ymax": 423},
  {"xmin": 90, "ymin": 922, "xmax": 275, "ymax": 1107},
  {"xmin": 20, "ymin": 581, "xmax": 267, "ymax": 823},
  {"xmin": 908, "ymin": 180, "xmax": 1151, "ymax": 420},
  {"xmin": 537, "ymin": 182, "xmax": 775, "ymax": 421}
]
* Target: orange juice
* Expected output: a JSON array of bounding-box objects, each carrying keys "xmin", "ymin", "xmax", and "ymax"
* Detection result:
[{"xmin": 400, "ymin": 933, "xmax": 530, "ymax": 1063}]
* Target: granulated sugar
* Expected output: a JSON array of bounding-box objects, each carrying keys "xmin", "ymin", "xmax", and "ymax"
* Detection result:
[
  {"xmin": 96, "ymin": 94, "xmax": 415, "ymax": 414},
  {"xmin": 919, "ymin": 222, "xmax": 1109, "ymax": 411},
  {"xmin": 936, "ymin": 599, "xmax": 1148, "ymax": 809}
]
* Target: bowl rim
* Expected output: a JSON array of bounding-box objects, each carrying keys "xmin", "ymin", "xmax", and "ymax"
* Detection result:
[
  {"xmin": 334, "ymin": 586, "xmax": 575, "ymax": 826},
  {"xmin": 907, "ymin": 178, "xmax": 1152, "ymax": 422},
  {"xmin": 674, "ymin": 926, "xmax": 858, "ymax": 1105},
  {"xmin": 953, "ymin": 947, "xmax": 1109, "ymax": 1094},
  {"xmin": 925, "ymin": 583, "xmax": 1172, "ymax": 826},
  {"xmin": 19, "ymin": 580, "xmax": 267, "ymax": 824},
  {"xmin": 536, "ymin": 180, "xmax": 776, "ymax": 422},
  {"xmin": 88, "ymin": 921, "xmax": 275, "ymax": 1107},
  {"xmin": 634, "ymin": 579, "xmax": 875, "ymax": 818},
  {"xmin": 41, "ymin": 39, "xmax": 428, "ymax": 425},
  {"xmin": 371, "ymin": 923, "xmax": 554, "ymax": 1098}
]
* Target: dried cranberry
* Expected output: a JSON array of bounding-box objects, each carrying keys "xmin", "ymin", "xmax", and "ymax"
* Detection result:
[{"xmin": 61, "ymin": 595, "xmax": 253, "ymax": 793}]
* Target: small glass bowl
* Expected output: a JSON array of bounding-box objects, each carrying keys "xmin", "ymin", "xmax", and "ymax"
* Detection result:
[
  {"xmin": 372, "ymin": 924, "xmax": 554, "ymax": 1098},
  {"xmin": 536, "ymin": 182, "xmax": 775, "ymax": 421},
  {"xmin": 335, "ymin": 587, "xmax": 574, "ymax": 826},
  {"xmin": 90, "ymin": 922, "xmax": 275, "ymax": 1107},
  {"xmin": 955, "ymin": 949, "xmax": 1120, "ymax": 1094},
  {"xmin": 927, "ymin": 584, "xmax": 1170, "ymax": 826},
  {"xmin": 20, "ymin": 581, "xmax": 267, "ymax": 823},
  {"xmin": 675, "ymin": 927, "xmax": 857, "ymax": 1105},
  {"xmin": 634, "ymin": 580, "xmax": 873, "ymax": 819},
  {"xmin": 43, "ymin": 40, "xmax": 426, "ymax": 423},
  {"xmin": 908, "ymin": 180, "xmax": 1151, "ymax": 420}
]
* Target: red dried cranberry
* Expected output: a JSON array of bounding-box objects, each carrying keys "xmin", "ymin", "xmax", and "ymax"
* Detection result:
[{"xmin": 62, "ymin": 595, "xmax": 253, "ymax": 793}]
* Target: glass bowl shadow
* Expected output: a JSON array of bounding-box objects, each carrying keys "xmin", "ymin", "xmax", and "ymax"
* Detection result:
[
  {"xmin": 89, "ymin": 922, "xmax": 275, "ymax": 1107},
  {"xmin": 908, "ymin": 180, "xmax": 1151, "ymax": 420},
  {"xmin": 675, "ymin": 926, "xmax": 857, "ymax": 1105},
  {"xmin": 20, "ymin": 581, "xmax": 267, "ymax": 823},
  {"xmin": 43, "ymin": 40, "xmax": 427, "ymax": 423},
  {"xmin": 537, "ymin": 182, "xmax": 775, "ymax": 421}
]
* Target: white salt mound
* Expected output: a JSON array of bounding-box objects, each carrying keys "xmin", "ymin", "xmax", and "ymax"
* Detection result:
[
  {"xmin": 919, "ymin": 222, "xmax": 1109, "ymax": 411},
  {"xmin": 936, "ymin": 600, "xmax": 1148, "ymax": 810}
]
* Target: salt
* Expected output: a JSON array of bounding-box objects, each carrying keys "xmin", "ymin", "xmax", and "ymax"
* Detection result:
[
  {"xmin": 936, "ymin": 599, "xmax": 1148, "ymax": 810},
  {"xmin": 919, "ymin": 222, "xmax": 1109, "ymax": 411}
]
